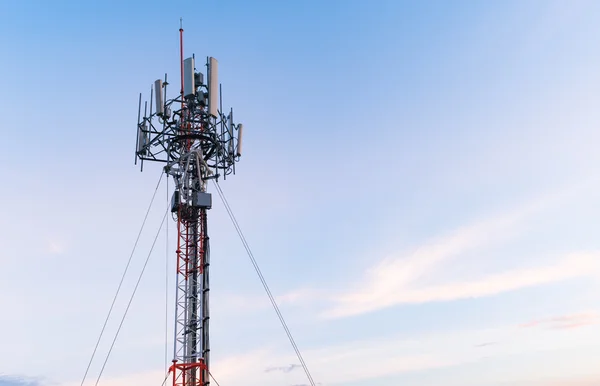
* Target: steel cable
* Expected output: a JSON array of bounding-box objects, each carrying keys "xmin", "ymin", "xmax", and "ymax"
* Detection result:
[
  {"xmin": 213, "ymin": 181, "xmax": 316, "ymax": 386},
  {"xmin": 94, "ymin": 209, "xmax": 169, "ymax": 386},
  {"xmin": 80, "ymin": 172, "xmax": 164, "ymax": 386}
]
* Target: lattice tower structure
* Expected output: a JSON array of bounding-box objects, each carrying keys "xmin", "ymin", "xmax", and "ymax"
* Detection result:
[{"xmin": 135, "ymin": 26, "xmax": 243, "ymax": 386}]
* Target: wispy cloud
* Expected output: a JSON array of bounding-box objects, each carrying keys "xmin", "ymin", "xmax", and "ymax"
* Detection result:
[
  {"xmin": 520, "ymin": 312, "xmax": 600, "ymax": 330},
  {"xmin": 206, "ymin": 338, "xmax": 464, "ymax": 386},
  {"xmin": 60, "ymin": 370, "xmax": 166, "ymax": 386},
  {"xmin": 325, "ymin": 250, "xmax": 599, "ymax": 318},
  {"xmin": 275, "ymin": 289, "xmax": 322, "ymax": 305},
  {"xmin": 46, "ymin": 240, "xmax": 66, "ymax": 255},
  {"xmin": 537, "ymin": 375, "xmax": 600, "ymax": 386},
  {"xmin": 265, "ymin": 364, "xmax": 301, "ymax": 373},
  {"xmin": 312, "ymin": 181, "xmax": 600, "ymax": 318},
  {"xmin": 474, "ymin": 342, "xmax": 497, "ymax": 348},
  {"xmin": 71, "ymin": 313, "xmax": 600, "ymax": 386},
  {"xmin": 0, "ymin": 376, "xmax": 45, "ymax": 386}
]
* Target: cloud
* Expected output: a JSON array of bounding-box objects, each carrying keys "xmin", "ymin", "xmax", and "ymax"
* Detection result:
[
  {"xmin": 330, "ymin": 251, "xmax": 599, "ymax": 318},
  {"xmin": 520, "ymin": 312, "xmax": 600, "ymax": 330},
  {"xmin": 0, "ymin": 376, "xmax": 46, "ymax": 386},
  {"xmin": 264, "ymin": 364, "xmax": 301, "ymax": 373},
  {"xmin": 275, "ymin": 289, "xmax": 322, "ymax": 305},
  {"xmin": 193, "ymin": 332, "xmax": 476, "ymax": 386},
  {"xmin": 60, "ymin": 312, "xmax": 600, "ymax": 386},
  {"xmin": 315, "ymin": 181, "xmax": 600, "ymax": 318},
  {"xmin": 246, "ymin": 346, "xmax": 461, "ymax": 385},
  {"xmin": 536, "ymin": 375, "xmax": 600, "ymax": 386},
  {"xmin": 60, "ymin": 370, "xmax": 166, "ymax": 386},
  {"xmin": 46, "ymin": 240, "xmax": 66, "ymax": 255},
  {"xmin": 474, "ymin": 342, "xmax": 497, "ymax": 348}
]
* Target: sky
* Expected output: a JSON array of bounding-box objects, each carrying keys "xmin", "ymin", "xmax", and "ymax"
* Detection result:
[{"xmin": 1, "ymin": 0, "xmax": 600, "ymax": 385}]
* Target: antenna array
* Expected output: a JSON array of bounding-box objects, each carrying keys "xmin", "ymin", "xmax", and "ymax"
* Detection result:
[{"xmin": 136, "ymin": 56, "xmax": 243, "ymax": 177}]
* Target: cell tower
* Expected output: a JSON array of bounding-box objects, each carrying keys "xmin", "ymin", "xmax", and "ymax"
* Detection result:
[{"xmin": 135, "ymin": 23, "xmax": 243, "ymax": 386}]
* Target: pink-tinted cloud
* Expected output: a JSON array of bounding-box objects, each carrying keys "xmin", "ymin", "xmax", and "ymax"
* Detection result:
[
  {"xmin": 324, "ymin": 251, "xmax": 600, "ymax": 319},
  {"xmin": 520, "ymin": 312, "xmax": 600, "ymax": 330},
  {"xmin": 542, "ymin": 375, "xmax": 600, "ymax": 386}
]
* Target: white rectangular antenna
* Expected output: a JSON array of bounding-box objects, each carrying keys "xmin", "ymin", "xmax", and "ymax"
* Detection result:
[
  {"xmin": 228, "ymin": 110, "xmax": 234, "ymax": 154},
  {"xmin": 154, "ymin": 79, "xmax": 164, "ymax": 115},
  {"xmin": 183, "ymin": 57, "xmax": 195, "ymax": 97},
  {"xmin": 236, "ymin": 123, "xmax": 243, "ymax": 157},
  {"xmin": 137, "ymin": 124, "xmax": 148, "ymax": 154},
  {"xmin": 208, "ymin": 57, "xmax": 219, "ymax": 117}
]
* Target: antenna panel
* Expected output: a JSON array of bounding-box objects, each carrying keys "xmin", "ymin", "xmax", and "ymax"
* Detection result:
[
  {"xmin": 137, "ymin": 125, "xmax": 148, "ymax": 155},
  {"xmin": 208, "ymin": 57, "xmax": 218, "ymax": 117},
  {"xmin": 184, "ymin": 57, "xmax": 195, "ymax": 97},
  {"xmin": 154, "ymin": 79, "xmax": 164, "ymax": 115},
  {"xmin": 228, "ymin": 113, "xmax": 234, "ymax": 155},
  {"xmin": 195, "ymin": 72, "xmax": 204, "ymax": 86},
  {"xmin": 236, "ymin": 123, "xmax": 243, "ymax": 157}
]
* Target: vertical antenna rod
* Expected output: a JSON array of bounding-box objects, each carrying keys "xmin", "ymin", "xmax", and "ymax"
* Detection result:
[{"xmin": 179, "ymin": 18, "xmax": 184, "ymax": 98}]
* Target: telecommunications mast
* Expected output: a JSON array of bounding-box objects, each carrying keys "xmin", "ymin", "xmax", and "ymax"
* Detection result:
[{"xmin": 135, "ymin": 22, "xmax": 244, "ymax": 386}]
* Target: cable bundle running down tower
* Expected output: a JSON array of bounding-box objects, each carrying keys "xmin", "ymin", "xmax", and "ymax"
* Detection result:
[{"xmin": 135, "ymin": 24, "xmax": 244, "ymax": 386}]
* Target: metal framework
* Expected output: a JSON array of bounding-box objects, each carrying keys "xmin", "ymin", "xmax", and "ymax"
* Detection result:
[{"xmin": 135, "ymin": 24, "xmax": 243, "ymax": 386}]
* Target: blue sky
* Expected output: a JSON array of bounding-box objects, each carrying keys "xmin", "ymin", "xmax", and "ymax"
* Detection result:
[{"xmin": 1, "ymin": 0, "xmax": 600, "ymax": 385}]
